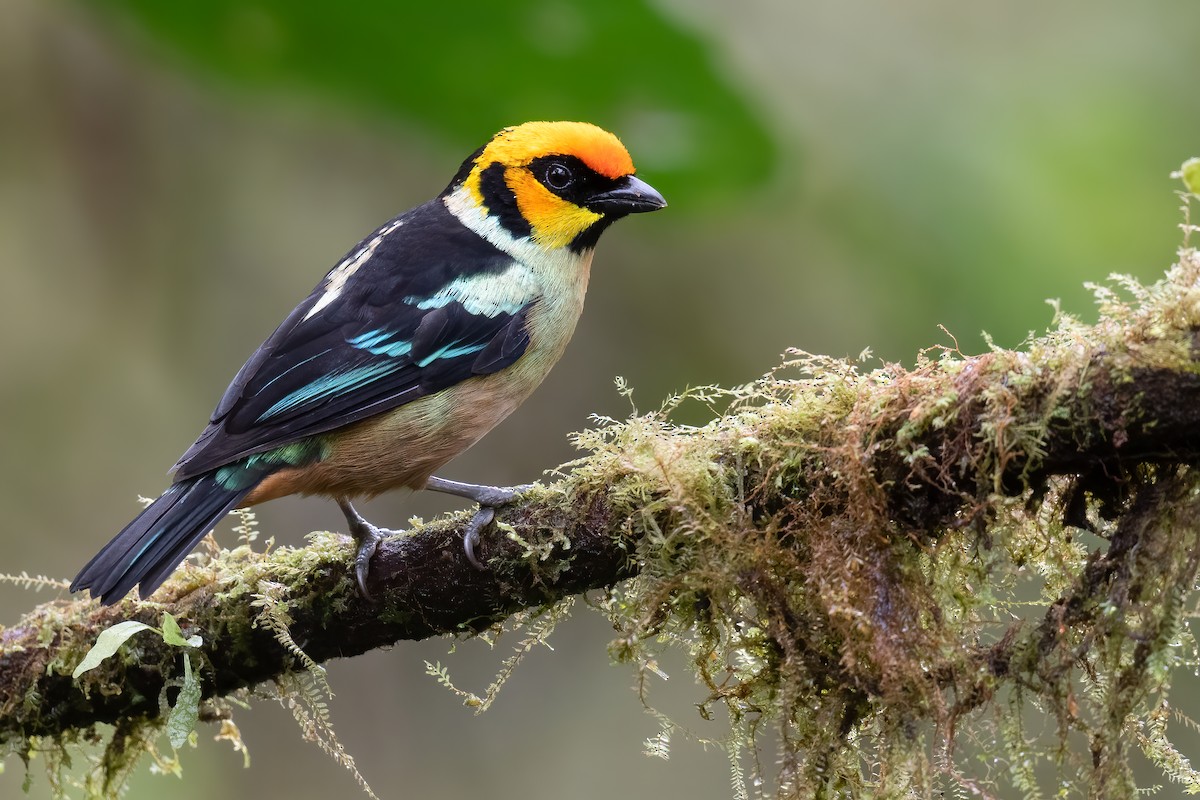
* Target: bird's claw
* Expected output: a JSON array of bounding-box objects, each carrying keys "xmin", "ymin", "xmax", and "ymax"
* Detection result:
[
  {"xmin": 353, "ymin": 527, "xmax": 383, "ymax": 601},
  {"xmin": 460, "ymin": 484, "xmax": 534, "ymax": 570},
  {"xmin": 463, "ymin": 506, "xmax": 495, "ymax": 570},
  {"xmin": 338, "ymin": 498, "xmax": 391, "ymax": 601}
]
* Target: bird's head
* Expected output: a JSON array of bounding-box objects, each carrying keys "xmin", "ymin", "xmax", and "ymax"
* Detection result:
[{"xmin": 445, "ymin": 121, "xmax": 666, "ymax": 252}]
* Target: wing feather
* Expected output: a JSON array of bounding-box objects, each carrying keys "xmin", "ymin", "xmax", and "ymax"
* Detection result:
[{"xmin": 173, "ymin": 200, "xmax": 538, "ymax": 479}]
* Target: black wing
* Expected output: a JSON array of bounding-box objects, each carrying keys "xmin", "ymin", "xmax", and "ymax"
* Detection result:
[{"xmin": 173, "ymin": 200, "xmax": 536, "ymax": 479}]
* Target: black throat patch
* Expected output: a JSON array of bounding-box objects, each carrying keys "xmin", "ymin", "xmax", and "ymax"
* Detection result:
[{"xmin": 477, "ymin": 162, "xmax": 533, "ymax": 241}]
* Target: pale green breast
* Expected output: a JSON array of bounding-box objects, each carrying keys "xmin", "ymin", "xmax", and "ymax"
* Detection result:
[{"xmin": 509, "ymin": 246, "xmax": 593, "ymax": 392}]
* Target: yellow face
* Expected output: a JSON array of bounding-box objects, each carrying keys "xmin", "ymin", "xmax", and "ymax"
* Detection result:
[{"xmin": 463, "ymin": 121, "xmax": 637, "ymax": 250}]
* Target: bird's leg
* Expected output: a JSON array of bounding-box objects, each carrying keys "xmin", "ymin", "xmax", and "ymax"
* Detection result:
[
  {"xmin": 422, "ymin": 476, "xmax": 534, "ymax": 569},
  {"xmin": 337, "ymin": 498, "xmax": 393, "ymax": 601},
  {"xmin": 423, "ymin": 476, "xmax": 534, "ymax": 506}
]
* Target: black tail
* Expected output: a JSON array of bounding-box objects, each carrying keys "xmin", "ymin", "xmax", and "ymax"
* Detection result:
[{"xmin": 71, "ymin": 473, "xmax": 260, "ymax": 605}]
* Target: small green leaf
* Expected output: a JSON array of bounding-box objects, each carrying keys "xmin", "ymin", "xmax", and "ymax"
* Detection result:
[
  {"xmin": 72, "ymin": 620, "xmax": 154, "ymax": 679},
  {"xmin": 161, "ymin": 612, "xmax": 190, "ymax": 647},
  {"xmin": 167, "ymin": 652, "xmax": 202, "ymax": 750},
  {"xmin": 1179, "ymin": 157, "xmax": 1200, "ymax": 196}
]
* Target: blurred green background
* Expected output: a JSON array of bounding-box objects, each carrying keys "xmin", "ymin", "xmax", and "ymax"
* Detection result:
[{"xmin": 2, "ymin": 0, "xmax": 1198, "ymax": 797}]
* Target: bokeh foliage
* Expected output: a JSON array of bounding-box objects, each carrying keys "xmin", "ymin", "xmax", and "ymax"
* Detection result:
[{"xmin": 101, "ymin": 0, "xmax": 775, "ymax": 202}]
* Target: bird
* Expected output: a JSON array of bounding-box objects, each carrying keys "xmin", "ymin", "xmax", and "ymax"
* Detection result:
[{"xmin": 70, "ymin": 120, "xmax": 666, "ymax": 606}]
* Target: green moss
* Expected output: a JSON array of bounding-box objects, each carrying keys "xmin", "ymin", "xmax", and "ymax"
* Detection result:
[{"xmin": 576, "ymin": 201, "xmax": 1200, "ymax": 796}]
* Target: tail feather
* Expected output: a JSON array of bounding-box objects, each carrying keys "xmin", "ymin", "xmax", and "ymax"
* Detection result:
[{"xmin": 71, "ymin": 473, "xmax": 259, "ymax": 605}]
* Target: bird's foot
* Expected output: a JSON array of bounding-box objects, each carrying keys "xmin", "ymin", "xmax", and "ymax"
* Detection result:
[
  {"xmin": 337, "ymin": 499, "xmax": 393, "ymax": 601},
  {"xmin": 462, "ymin": 506, "xmax": 495, "ymax": 570},
  {"xmin": 423, "ymin": 476, "xmax": 534, "ymax": 506},
  {"xmin": 423, "ymin": 477, "xmax": 536, "ymax": 569}
]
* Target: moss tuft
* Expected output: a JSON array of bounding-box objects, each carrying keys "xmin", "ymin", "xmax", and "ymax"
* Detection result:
[{"xmin": 581, "ymin": 191, "xmax": 1200, "ymax": 796}]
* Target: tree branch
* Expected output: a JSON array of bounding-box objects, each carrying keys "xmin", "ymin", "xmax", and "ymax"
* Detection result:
[{"xmin": 0, "ymin": 487, "xmax": 633, "ymax": 742}]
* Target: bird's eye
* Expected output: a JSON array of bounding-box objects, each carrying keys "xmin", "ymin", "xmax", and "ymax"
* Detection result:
[{"xmin": 544, "ymin": 163, "xmax": 574, "ymax": 191}]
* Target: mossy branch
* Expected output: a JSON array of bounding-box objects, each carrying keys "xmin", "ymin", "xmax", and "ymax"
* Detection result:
[
  {"xmin": 5, "ymin": 204, "xmax": 1200, "ymax": 796},
  {"xmin": 0, "ymin": 487, "xmax": 631, "ymax": 743}
]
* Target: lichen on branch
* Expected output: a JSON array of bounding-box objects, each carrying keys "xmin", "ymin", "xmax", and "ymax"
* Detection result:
[{"xmin": 4, "ymin": 193, "xmax": 1200, "ymax": 799}]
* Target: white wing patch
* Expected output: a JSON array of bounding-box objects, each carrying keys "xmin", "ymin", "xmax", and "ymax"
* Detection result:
[
  {"xmin": 405, "ymin": 262, "xmax": 541, "ymax": 317},
  {"xmin": 304, "ymin": 219, "xmax": 404, "ymax": 321}
]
